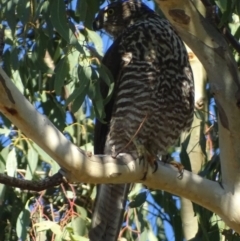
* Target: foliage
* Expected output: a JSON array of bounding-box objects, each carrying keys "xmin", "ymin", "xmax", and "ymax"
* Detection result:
[{"xmin": 0, "ymin": 0, "xmax": 239, "ymax": 240}]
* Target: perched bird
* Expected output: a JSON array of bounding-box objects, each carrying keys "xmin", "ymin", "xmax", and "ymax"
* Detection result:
[{"xmin": 90, "ymin": 1, "xmax": 194, "ymax": 240}]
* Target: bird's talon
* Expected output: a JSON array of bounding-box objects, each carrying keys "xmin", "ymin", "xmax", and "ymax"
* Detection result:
[
  {"xmin": 177, "ymin": 170, "xmax": 184, "ymax": 179},
  {"xmin": 161, "ymin": 155, "xmax": 184, "ymax": 178},
  {"xmin": 170, "ymin": 161, "xmax": 184, "ymax": 179}
]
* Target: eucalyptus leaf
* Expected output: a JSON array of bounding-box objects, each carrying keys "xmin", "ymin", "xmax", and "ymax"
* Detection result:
[
  {"xmin": 54, "ymin": 57, "xmax": 70, "ymax": 95},
  {"xmin": 25, "ymin": 146, "xmax": 38, "ymax": 180},
  {"xmin": 6, "ymin": 148, "xmax": 17, "ymax": 177},
  {"xmin": 129, "ymin": 192, "xmax": 147, "ymax": 208}
]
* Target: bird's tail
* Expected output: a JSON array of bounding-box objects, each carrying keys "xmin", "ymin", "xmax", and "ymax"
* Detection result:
[{"xmin": 89, "ymin": 183, "xmax": 130, "ymax": 241}]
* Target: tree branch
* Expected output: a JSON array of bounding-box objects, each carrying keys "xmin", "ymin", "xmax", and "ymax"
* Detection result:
[
  {"xmin": 0, "ymin": 172, "xmax": 64, "ymax": 191},
  {"xmin": 0, "ymin": 0, "xmax": 240, "ymax": 232},
  {"xmin": 0, "ymin": 63, "xmax": 240, "ymax": 231}
]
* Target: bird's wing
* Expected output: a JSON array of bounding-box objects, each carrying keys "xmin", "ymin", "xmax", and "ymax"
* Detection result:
[
  {"xmin": 93, "ymin": 37, "xmax": 122, "ymax": 155},
  {"xmin": 89, "ymin": 37, "xmax": 130, "ymax": 241}
]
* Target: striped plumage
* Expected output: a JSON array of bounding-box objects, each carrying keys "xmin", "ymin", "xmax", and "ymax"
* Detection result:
[{"xmin": 90, "ymin": 1, "xmax": 194, "ymax": 240}]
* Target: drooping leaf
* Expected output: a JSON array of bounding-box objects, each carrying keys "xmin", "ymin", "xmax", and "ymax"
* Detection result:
[
  {"xmin": 35, "ymin": 220, "xmax": 62, "ymax": 234},
  {"xmin": 16, "ymin": 200, "xmax": 31, "ymax": 240},
  {"xmin": 91, "ymin": 82, "xmax": 105, "ymax": 120},
  {"xmin": 54, "ymin": 57, "xmax": 70, "ymax": 95},
  {"xmin": 69, "ymin": 65, "xmax": 91, "ymax": 112},
  {"xmin": 3, "ymin": 1, "xmax": 17, "ymax": 32},
  {"xmin": 25, "ymin": 146, "xmax": 39, "ymax": 180},
  {"xmin": 49, "ymin": 0, "xmax": 70, "ymax": 43},
  {"xmin": 6, "ymin": 148, "xmax": 17, "ymax": 177},
  {"xmin": 10, "ymin": 47, "xmax": 20, "ymax": 70},
  {"xmin": 76, "ymin": 0, "xmax": 87, "ymax": 21},
  {"xmin": 71, "ymin": 216, "xmax": 87, "ymax": 236},
  {"xmin": 129, "ymin": 191, "xmax": 147, "ymax": 208},
  {"xmin": 82, "ymin": 0, "xmax": 99, "ymax": 28},
  {"xmin": 85, "ymin": 28, "xmax": 103, "ymax": 57},
  {"xmin": 16, "ymin": 0, "xmax": 31, "ymax": 25}
]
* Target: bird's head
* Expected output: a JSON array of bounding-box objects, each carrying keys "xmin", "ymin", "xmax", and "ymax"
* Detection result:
[{"xmin": 92, "ymin": 0, "xmax": 153, "ymax": 38}]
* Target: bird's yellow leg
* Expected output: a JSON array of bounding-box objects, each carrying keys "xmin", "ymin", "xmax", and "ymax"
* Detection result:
[
  {"xmin": 162, "ymin": 155, "xmax": 184, "ymax": 178},
  {"xmin": 133, "ymin": 139, "xmax": 157, "ymax": 180}
]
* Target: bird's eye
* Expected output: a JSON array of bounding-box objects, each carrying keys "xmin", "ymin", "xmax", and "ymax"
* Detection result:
[{"xmin": 107, "ymin": 8, "xmax": 114, "ymax": 15}]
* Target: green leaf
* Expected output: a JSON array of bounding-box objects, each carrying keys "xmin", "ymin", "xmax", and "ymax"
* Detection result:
[
  {"xmin": 76, "ymin": 0, "xmax": 87, "ymax": 21},
  {"xmin": 33, "ymin": 0, "xmax": 46, "ymax": 22},
  {"xmin": 138, "ymin": 229, "xmax": 148, "ymax": 241},
  {"xmin": 0, "ymin": 147, "xmax": 7, "ymax": 203},
  {"xmin": 98, "ymin": 64, "xmax": 113, "ymax": 86},
  {"xmin": 16, "ymin": 201, "xmax": 31, "ymax": 240},
  {"xmin": 68, "ymin": 65, "xmax": 91, "ymax": 112},
  {"xmin": 25, "ymin": 146, "xmax": 39, "ymax": 180},
  {"xmin": 51, "ymin": 161, "xmax": 61, "ymax": 175},
  {"xmin": 216, "ymin": 0, "xmax": 233, "ymax": 27},
  {"xmin": 0, "ymin": 184, "xmax": 6, "ymax": 205},
  {"xmin": 32, "ymin": 30, "xmax": 50, "ymax": 72},
  {"xmin": 97, "ymin": 65, "xmax": 115, "ymax": 106},
  {"xmin": 85, "ymin": 28, "xmax": 103, "ymax": 57},
  {"xmin": 16, "ymin": 0, "xmax": 31, "ymax": 25},
  {"xmin": 129, "ymin": 191, "xmax": 147, "ymax": 208},
  {"xmin": 6, "ymin": 148, "xmax": 17, "ymax": 177},
  {"xmin": 12, "ymin": 70, "xmax": 25, "ymax": 94},
  {"xmin": 146, "ymin": 229, "xmax": 158, "ymax": 241},
  {"xmin": 236, "ymin": 0, "xmax": 240, "ymax": 15},
  {"xmin": 49, "ymin": 0, "xmax": 70, "ymax": 42},
  {"xmin": 41, "ymin": 1, "xmax": 54, "ymax": 38},
  {"xmin": 32, "ymin": 143, "xmax": 54, "ymax": 165},
  {"xmin": 10, "ymin": 47, "xmax": 20, "ymax": 70},
  {"xmin": 35, "ymin": 221, "xmax": 62, "ymax": 234},
  {"xmin": 194, "ymin": 110, "xmax": 205, "ymax": 121},
  {"xmin": 0, "ymin": 127, "xmax": 11, "ymax": 136},
  {"xmin": 49, "ymin": 0, "xmax": 83, "ymax": 53},
  {"xmin": 72, "ymin": 90, "xmax": 88, "ymax": 113},
  {"xmin": 83, "ymin": 0, "xmax": 99, "ymax": 28},
  {"xmin": 4, "ymin": 1, "xmax": 17, "ymax": 32},
  {"xmin": 71, "ymin": 216, "xmax": 87, "ymax": 236},
  {"xmin": 68, "ymin": 50, "xmax": 80, "ymax": 75},
  {"xmin": 128, "ymin": 184, "xmax": 144, "ymax": 198},
  {"xmin": 4, "ymin": 29, "xmax": 14, "ymax": 46},
  {"xmin": 0, "ymin": 146, "xmax": 9, "ymax": 165},
  {"xmin": 70, "ymin": 234, "xmax": 89, "ymax": 241},
  {"xmin": 40, "ymin": 93, "xmax": 66, "ymax": 130},
  {"xmin": 54, "ymin": 57, "xmax": 70, "ymax": 95},
  {"xmin": 90, "ymin": 86, "xmax": 104, "ymax": 119},
  {"xmin": 75, "ymin": 205, "xmax": 87, "ymax": 220},
  {"xmin": 197, "ymin": 212, "xmax": 211, "ymax": 241},
  {"xmin": 80, "ymin": 142, "xmax": 93, "ymax": 152}
]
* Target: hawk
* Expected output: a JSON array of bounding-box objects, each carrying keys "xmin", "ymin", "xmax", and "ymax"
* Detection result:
[{"xmin": 89, "ymin": 1, "xmax": 194, "ymax": 240}]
